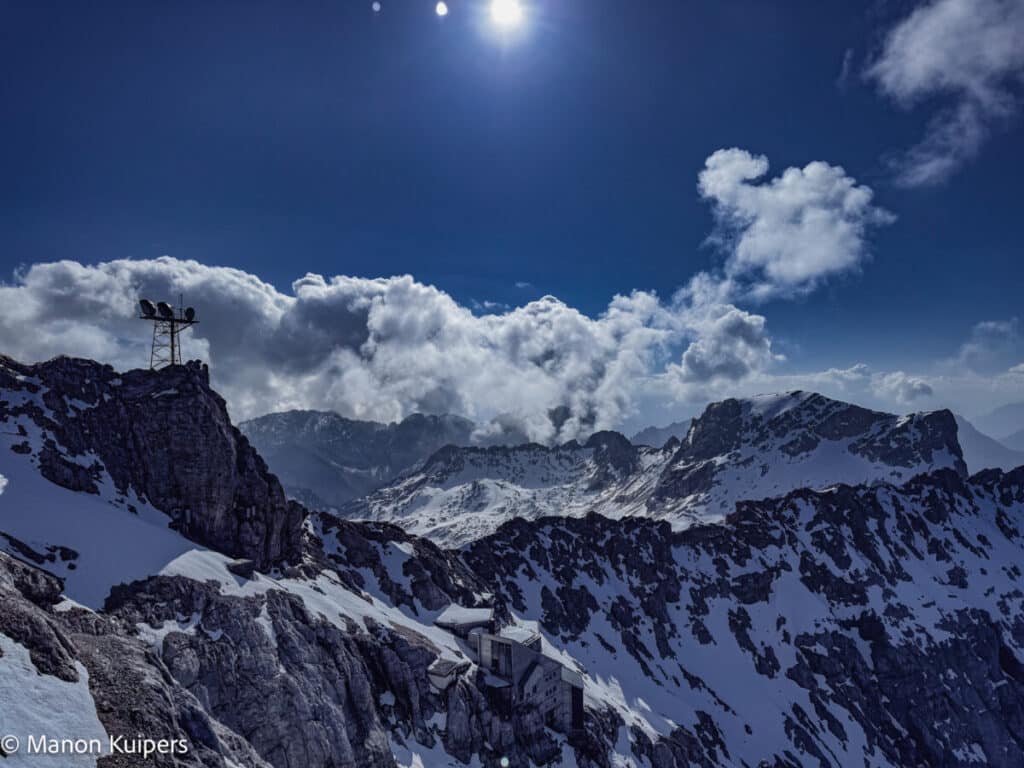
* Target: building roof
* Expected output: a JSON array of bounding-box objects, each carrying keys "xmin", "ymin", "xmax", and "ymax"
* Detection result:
[
  {"xmin": 499, "ymin": 625, "xmax": 541, "ymax": 645},
  {"xmin": 434, "ymin": 604, "xmax": 493, "ymax": 627}
]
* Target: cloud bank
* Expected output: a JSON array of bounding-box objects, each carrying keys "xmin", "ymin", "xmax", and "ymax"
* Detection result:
[
  {"xmin": 3, "ymin": 258, "xmax": 774, "ymax": 442},
  {"xmin": 17, "ymin": 148, "xmax": 1012, "ymax": 439},
  {"xmin": 868, "ymin": 0, "xmax": 1024, "ymax": 186},
  {"xmin": 1, "ymin": 256, "xmax": 1018, "ymax": 438}
]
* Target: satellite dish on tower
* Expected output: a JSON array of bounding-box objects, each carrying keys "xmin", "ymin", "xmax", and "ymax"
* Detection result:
[
  {"xmin": 157, "ymin": 301, "xmax": 174, "ymax": 319},
  {"xmin": 139, "ymin": 299, "xmax": 156, "ymax": 317},
  {"xmin": 184, "ymin": 307, "xmax": 195, "ymax": 322}
]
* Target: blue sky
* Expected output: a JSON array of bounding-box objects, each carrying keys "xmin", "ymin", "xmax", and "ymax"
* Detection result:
[{"xmin": 1, "ymin": 0, "xmax": 1022, "ymax": 436}]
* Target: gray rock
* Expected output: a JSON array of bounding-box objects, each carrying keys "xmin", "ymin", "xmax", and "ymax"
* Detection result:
[{"xmin": 0, "ymin": 354, "xmax": 304, "ymax": 567}]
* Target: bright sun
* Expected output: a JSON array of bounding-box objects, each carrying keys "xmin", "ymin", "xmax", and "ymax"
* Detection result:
[{"xmin": 490, "ymin": 0, "xmax": 524, "ymax": 28}]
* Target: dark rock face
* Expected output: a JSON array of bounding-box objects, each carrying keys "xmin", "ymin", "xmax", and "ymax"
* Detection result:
[
  {"xmin": 0, "ymin": 552, "xmax": 79, "ymax": 682},
  {"xmin": 679, "ymin": 392, "xmax": 966, "ymax": 473},
  {"xmin": 312, "ymin": 514, "xmax": 487, "ymax": 614},
  {"xmin": 585, "ymin": 431, "xmax": 641, "ymax": 487},
  {"xmin": 0, "ymin": 355, "xmax": 304, "ymax": 567},
  {"xmin": 683, "ymin": 399, "xmax": 747, "ymax": 461},
  {"xmin": 108, "ymin": 577, "xmax": 402, "ymax": 768}
]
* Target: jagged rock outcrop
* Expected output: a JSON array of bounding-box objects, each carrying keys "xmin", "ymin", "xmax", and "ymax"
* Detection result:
[
  {"xmin": 312, "ymin": 514, "xmax": 489, "ymax": 615},
  {"xmin": 0, "ymin": 552, "xmax": 271, "ymax": 768},
  {"xmin": 105, "ymin": 576, "xmax": 406, "ymax": 768},
  {"xmin": 0, "ymin": 355, "xmax": 304, "ymax": 567},
  {"xmin": 630, "ymin": 419, "xmax": 692, "ymax": 449}
]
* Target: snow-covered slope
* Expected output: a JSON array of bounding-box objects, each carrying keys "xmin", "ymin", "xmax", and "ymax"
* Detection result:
[
  {"xmin": 463, "ymin": 466, "xmax": 1024, "ymax": 766},
  {"xmin": 347, "ymin": 392, "xmax": 967, "ymax": 546},
  {"xmin": 0, "ymin": 356, "xmax": 525, "ymax": 766},
  {"xmin": 343, "ymin": 432, "xmax": 677, "ymax": 546},
  {"xmin": 239, "ymin": 410, "xmax": 477, "ymax": 509},
  {"xmin": 0, "ymin": 360, "xmax": 209, "ymax": 606},
  {"xmin": 5, "ymin": 356, "xmax": 1024, "ymax": 768},
  {"xmin": 0, "ymin": 634, "xmax": 110, "ymax": 768},
  {"xmin": 0, "ymin": 354, "xmax": 303, "ymax": 606}
]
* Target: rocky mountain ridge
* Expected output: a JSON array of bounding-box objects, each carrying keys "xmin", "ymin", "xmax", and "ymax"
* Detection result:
[
  {"xmin": 3, "ymin": 355, "xmax": 1024, "ymax": 767},
  {"xmin": 347, "ymin": 391, "xmax": 969, "ymax": 546},
  {"xmin": 459, "ymin": 465, "xmax": 1024, "ymax": 766}
]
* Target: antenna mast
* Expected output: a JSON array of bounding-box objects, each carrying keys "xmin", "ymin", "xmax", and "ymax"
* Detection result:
[{"xmin": 138, "ymin": 298, "xmax": 199, "ymax": 369}]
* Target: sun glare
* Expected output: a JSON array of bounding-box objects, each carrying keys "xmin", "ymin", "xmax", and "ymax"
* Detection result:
[{"xmin": 490, "ymin": 0, "xmax": 524, "ymax": 29}]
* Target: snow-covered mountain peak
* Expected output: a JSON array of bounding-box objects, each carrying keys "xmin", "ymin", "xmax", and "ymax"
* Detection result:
[
  {"xmin": 0, "ymin": 353, "xmax": 304, "ymax": 601},
  {"xmin": 682, "ymin": 390, "xmax": 963, "ymax": 467},
  {"xmin": 650, "ymin": 391, "xmax": 967, "ymax": 522}
]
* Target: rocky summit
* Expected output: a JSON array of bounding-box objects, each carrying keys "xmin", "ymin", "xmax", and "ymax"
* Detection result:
[
  {"xmin": 2, "ymin": 355, "xmax": 1024, "ymax": 767},
  {"xmin": 0, "ymin": 354, "xmax": 304, "ymax": 569}
]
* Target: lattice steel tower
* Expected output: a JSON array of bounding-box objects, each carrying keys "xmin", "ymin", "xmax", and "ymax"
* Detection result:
[{"xmin": 138, "ymin": 296, "xmax": 199, "ymax": 369}]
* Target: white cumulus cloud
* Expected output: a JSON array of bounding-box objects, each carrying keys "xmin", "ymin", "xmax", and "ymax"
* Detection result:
[
  {"xmin": 868, "ymin": 0, "xmax": 1024, "ymax": 186},
  {"xmin": 697, "ymin": 148, "xmax": 894, "ymax": 301},
  {"xmin": 0, "ymin": 259, "xmax": 688, "ymax": 442},
  {"xmin": 871, "ymin": 371, "xmax": 935, "ymax": 404},
  {"xmin": 0, "ymin": 256, "xmax": 790, "ymax": 441}
]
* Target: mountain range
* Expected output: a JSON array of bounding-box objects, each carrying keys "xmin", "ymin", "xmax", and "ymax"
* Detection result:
[
  {"xmin": 971, "ymin": 401, "xmax": 1024, "ymax": 444},
  {"xmin": 1003, "ymin": 427, "xmax": 1024, "ymax": 452},
  {"xmin": 2, "ymin": 354, "xmax": 1024, "ymax": 767},
  {"xmin": 953, "ymin": 414, "xmax": 1024, "ymax": 473},
  {"xmin": 239, "ymin": 410, "xmax": 478, "ymax": 510},
  {"xmin": 343, "ymin": 392, "xmax": 967, "ymax": 546},
  {"xmin": 246, "ymin": 402, "xmax": 1021, "ymax": 533}
]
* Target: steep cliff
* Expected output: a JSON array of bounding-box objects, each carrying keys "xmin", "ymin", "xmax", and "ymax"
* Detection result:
[{"xmin": 0, "ymin": 355, "xmax": 304, "ymax": 567}]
